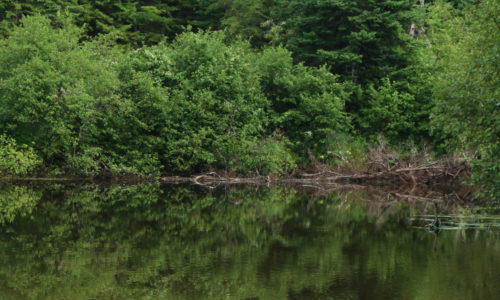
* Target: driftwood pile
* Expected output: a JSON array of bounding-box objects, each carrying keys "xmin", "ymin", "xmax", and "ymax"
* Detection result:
[
  {"xmin": 299, "ymin": 159, "xmax": 470, "ymax": 187},
  {"xmin": 159, "ymin": 158, "xmax": 473, "ymax": 203},
  {"xmin": 162, "ymin": 158, "xmax": 470, "ymax": 189}
]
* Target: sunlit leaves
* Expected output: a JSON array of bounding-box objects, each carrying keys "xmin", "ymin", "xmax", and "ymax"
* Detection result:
[{"xmin": 429, "ymin": 0, "xmax": 500, "ymax": 199}]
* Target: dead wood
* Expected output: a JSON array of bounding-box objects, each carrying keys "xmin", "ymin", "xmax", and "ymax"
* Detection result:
[
  {"xmin": 161, "ymin": 158, "xmax": 471, "ymax": 200},
  {"xmin": 299, "ymin": 171, "xmax": 343, "ymax": 177}
]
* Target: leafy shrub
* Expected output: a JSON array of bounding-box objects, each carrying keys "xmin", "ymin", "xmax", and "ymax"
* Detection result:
[
  {"xmin": 429, "ymin": 0, "xmax": 499, "ymax": 199},
  {"xmin": 116, "ymin": 31, "xmax": 349, "ymax": 173},
  {"xmin": 255, "ymin": 47, "xmax": 350, "ymax": 158},
  {"xmin": 114, "ymin": 31, "xmax": 268, "ymax": 173},
  {"xmin": 321, "ymin": 132, "xmax": 367, "ymax": 170},
  {"xmin": 0, "ymin": 135, "xmax": 41, "ymax": 176},
  {"xmin": 68, "ymin": 147, "xmax": 102, "ymax": 177},
  {"xmin": 0, "ymin": 17, "xmax": 351, "ymax": 176},
  {"xmin": 0, "ymin": 16, "xmax": 123, "ymax": 172},
  {"xmin": 358, "ymin": 78, "xmax": 416, "ymax": 143},
  {"xmin": 0, "ymin": 185, "xmax": 41, "ymax": 224},
  {"xmin": 227, "ymin": 134, "xmax": 296, "ymax": 176}
]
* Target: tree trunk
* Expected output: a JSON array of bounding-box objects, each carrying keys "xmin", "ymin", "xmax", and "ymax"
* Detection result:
[{"xmin": 408, "ymin": 0, "xmax": 425, "ymax": 38}]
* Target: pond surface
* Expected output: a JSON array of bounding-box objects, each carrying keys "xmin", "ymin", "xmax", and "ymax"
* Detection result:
[{"xmin": 0, "ymin": 182, "xmax": 498, "ymax": 300}]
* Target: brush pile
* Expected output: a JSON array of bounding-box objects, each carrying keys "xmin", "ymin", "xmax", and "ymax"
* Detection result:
[{"xmin": 300, "ymin": 143, "xmax": 471, "ymax": 188}]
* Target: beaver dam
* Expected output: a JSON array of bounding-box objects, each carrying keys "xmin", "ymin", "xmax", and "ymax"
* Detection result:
[{"xmin": 162, "ymin": 158, "xmax": 474, "ymax": 203}]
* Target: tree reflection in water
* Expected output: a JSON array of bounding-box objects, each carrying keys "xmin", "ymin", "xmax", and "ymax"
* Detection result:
[{"xmin": 0, "ymin": 182, "xmax": 498, "ymax": 299}]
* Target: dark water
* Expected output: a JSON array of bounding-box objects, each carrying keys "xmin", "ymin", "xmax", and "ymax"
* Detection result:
[{"xmin": 0, "ymin": 182, "xmax": 499, "ymax": 300}]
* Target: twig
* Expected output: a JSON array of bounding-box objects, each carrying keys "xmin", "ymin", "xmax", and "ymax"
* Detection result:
[
  {"xmin": 395, "ymin": 165, "xmax": 441, "ymax": 172},
  {"xmin": 300, "ymin": 171, "xmax": 344, "ymax": 177}
]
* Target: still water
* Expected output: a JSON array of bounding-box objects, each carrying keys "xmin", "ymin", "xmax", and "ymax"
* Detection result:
[{"xmin": 0, "ymin": 182, "xmax": 498, "ymax": 300}]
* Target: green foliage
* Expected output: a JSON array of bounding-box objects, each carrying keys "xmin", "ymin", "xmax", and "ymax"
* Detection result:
[
  {"xmin": 0, "ymin": 16, "xmax": 351, "ymax": 176},
  {"xmin": 228, "ymin": 135, "xmax": 296, "ymax": 175},
  {"xmin": 256, "ymin": 47, "xmax": 350, "ymax": 157},
  {"xmin": 115, "ymin": 31, "xmax": 268, "ymax": 173},
  {"xmin": 428, "ymin": 0, "xmax": 500, "ymax": 199},
  {"xmin": 0, "ymin": 0, "xmax": 62, "ymax": 36},
  {"xmin": 0, "ymin": 184, "xmax": 41, "ymax": 224},
  {"xmin": 67, "ymin": 0, "xmax": 180, "ymax": 46},
  {"xmin": 115, "ymin": 31, "xmax": 348, "ymax": 173},
  {"xmin": 271, "ymin": 0, "xmax": 435, "ymax": 143},
  {"xmin": 320, "ymin": 132, "xmax": 367, "ymax": 169},
  {"xmin": 0, "ymin": 1, "xmax": 496, "ymax": 186},
  {"xmin": 0, "ymin": 0, "xmax": 224, "ymax": 46},
  {"xmin": 0, "ymin": 135, "xmax": 41, "ymax": 176},
  {"xmin": 357, "ymin": 77, "xmax": 432, "ymax": 143},
  {"xmin": 0, "ymin": 16, "xmax": 123, "ymax": 175},
  {"xmin": 208, "ymin": 0, "xmax": 276, "ymax": 47},
  {"xmin": 360, "ymin": 79, "xmax": 415, "ymax": 142},
  {"xmin": 278, "ymin": 0, "xmax": 417, "ymax": 84}
]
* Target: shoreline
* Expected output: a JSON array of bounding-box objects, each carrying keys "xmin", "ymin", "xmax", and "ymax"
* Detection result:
[
  {"xmin": 0, "ymin": 159, "xmax": 472, "ymax": 191},
  {"xmin": 1, "ymin": 159, "xmax": 471, "ymax": 186},
  {"xmin": 0, "ymin": 161, "xmax": 481, "ymax": 204}
]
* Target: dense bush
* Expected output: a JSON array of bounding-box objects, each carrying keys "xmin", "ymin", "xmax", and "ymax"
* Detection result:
[
  {"xmin": 113, "ymin": 31, "xmax": 269, "ymax": 173},
  {"xmin": 0, "ymin": 17, "xmax": 350, "ymax": 176},
  {"xmin": 356, "ymin": 73, "xmax": 433, "ymax": 144},
  {"xmin": 255, "ymin": 47, "xmax": 350, "ymax": 157},
  {"xmin": 428, "ymin": 0, "xmax": 499, "ymax": 199},
  {"xmin": 0, "ymin": 135, "xmax": 41, "ymax": 176},
  {"xmin": 0, "ymin": 16, "xmax": 126, "ymax": 176},
  {"xmin": 0, "ymin": 1, "xmax": 497, "ymax": 201},
  {"xmin": 115, "ymin": 31, "xmax": 349, "ymax": 173}
]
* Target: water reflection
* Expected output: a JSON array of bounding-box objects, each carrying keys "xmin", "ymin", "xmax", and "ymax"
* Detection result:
[{"xmin": 0, "ymin": 182, "xmax": 498, "ymax": 299}]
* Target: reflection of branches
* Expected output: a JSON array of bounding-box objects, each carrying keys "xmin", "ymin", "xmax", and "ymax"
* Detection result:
[
  {"xmin": 292, "ymin": 182, "xmax": 474, "ymax": 229},
  {"xmin": 392, "ymin": 193, "xmax": 443, "ymax": 203},
  {"xmin": 432, "ymin": 231, "xmax": 438, "ymax": 251},
  {"xmin": 306, "ymin": 195, "xmax": 318, "ymax": 211},
  {"xmin": 422, "ymin": 229, "xmax": 440, "ymax": 251},
  {"xmin": 192, "ymin": 172, "xmax": 271, "ymax": 189},
  {"xmin": 0, "ymin": 185, "xmax": 41, "ymax": 224},
  {"xmin": 420, "ymin": 203, "xmax": 441, "ymax": 251},
  {"xmin": 299, "ymin": 171, "xmax": 343, "ymax": 177},
  {"xmin": 166, "ymin": 172, "xmax": 472, "ymax": 218}
]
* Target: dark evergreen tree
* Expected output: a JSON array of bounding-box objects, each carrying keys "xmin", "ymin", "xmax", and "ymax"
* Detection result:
[
  {"xmin": 208, "ymin": 0, "xmax": 277, "ymax": 47},
  {"xmin": 278, "ymin": 0, "xmax": 417, "ymax": 85},
  {"xmin": 275, "ymin": 0, "xmax": 432, "ymax": 142},
  {"xmin": 0, "ymin": 1, "xmax": 223, "ymax": 46}
]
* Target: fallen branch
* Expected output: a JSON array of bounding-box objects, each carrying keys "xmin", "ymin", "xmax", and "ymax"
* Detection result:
[
  {"xmin": 391, "ymin": 193, "xmax": 444, "ymax": 203},
  {"xmin": 300, "ymin": 171, "xmax": 344, "ymax": 177},
  {"xmin": 395, "ymin": 163, "xmax": 441, "ymax": 172}
]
